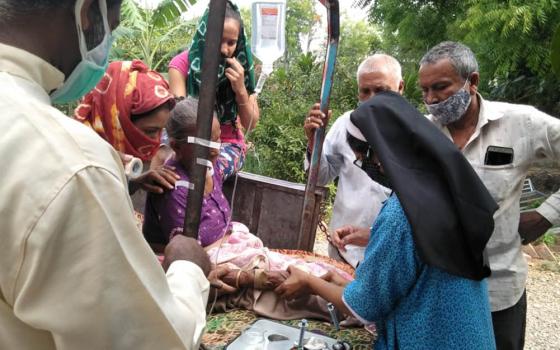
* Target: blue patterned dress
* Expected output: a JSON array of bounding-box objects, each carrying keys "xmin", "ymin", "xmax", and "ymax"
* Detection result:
[{"xmin": 343, "ymin": 194, "xmax": 496, "ymax": 349}]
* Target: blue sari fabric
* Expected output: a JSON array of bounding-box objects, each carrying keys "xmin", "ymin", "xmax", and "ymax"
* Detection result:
[{"xmin": 343, "ymin": 194, "xmax": 496, "ymax": 350}]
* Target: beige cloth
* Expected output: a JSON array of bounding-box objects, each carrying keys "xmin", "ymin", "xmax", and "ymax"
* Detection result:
[
  {"xmin": 429, "ymin": 94, "xmax": 560, "ymax": 311},
  {"xmin": 213, "ymin": 289, "xmax": 329, "ymax": 321},
  {"xmin": 212, "ymin": 288, "xmax": 350, "ymax": 323},
  {"xmin": 0, "ymin": 43, "xmax": 209, "ymax": 350}
]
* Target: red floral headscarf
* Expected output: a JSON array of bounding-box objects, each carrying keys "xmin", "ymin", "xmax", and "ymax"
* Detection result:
[{"xmin": 75, "ymin": 60, "xmax": 175, "ymax": 161}]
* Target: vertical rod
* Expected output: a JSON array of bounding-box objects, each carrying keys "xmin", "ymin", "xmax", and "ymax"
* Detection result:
[
  {"xmin": 298, "ymin": 0, "xmax": 340, "ymax": 249},
  {"xmin": 183, "ymin": 0, "xmax": 228, "ymax": 239},
  {"xmin": 298, "ymin": 319, "xmax": 308, "ymax": 349},
  {"xmin": 327, "ymin": 302, "xmax": 340, "ymax": 331}
]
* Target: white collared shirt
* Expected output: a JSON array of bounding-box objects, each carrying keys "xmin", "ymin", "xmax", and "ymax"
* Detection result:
[
  {"xmin": 429, "ymin": 94, "xmax": 560, "ymax": 311},
  {"xmin": 0, "ymin": 43, "xmax": 209, "ymax": 349},
  {"xmin": 306, "ymin": 112, "xmax": 391, "ymax": 267}
]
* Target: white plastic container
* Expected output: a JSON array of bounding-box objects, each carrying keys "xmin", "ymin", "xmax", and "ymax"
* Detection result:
[
  {"xmin": 251, "ymin": 0, "xmax": 286, "ymax": 93},
  {"xmin": 124, "ymin": 156, "xmax": 143, "ymax": 179}
]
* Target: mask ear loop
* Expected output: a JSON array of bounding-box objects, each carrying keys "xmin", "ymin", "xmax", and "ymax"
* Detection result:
[
  {"xmin": 74, "ymin": 0, "xmax": 111, "ymax": 58},
  {"xmin": 74, "ymin": 0, "xmax": 87, "ymax": 58},
  {"xmin": 463, "ymin": 75, "xmax": 473, "ymax": 90},
  {"xmin": 99, "ymin": 0, "xmax": 110, "ymax": 34}
]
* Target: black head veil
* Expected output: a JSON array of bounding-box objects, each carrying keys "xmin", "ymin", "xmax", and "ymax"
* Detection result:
[{"xmin": 350, "ymin": 91, "xmax": 498, "ymax": 280}]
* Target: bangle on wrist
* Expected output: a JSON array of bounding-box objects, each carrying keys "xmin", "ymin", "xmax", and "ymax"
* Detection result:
[{"xmin": 235, "ymin": 270, "xmax": 244, "ymax": 289}]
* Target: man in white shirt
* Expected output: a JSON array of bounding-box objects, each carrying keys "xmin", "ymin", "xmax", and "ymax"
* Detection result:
[
  {"xmin": 418, "ymin": 41, "xmax": 560, "ymax": 350},
  {"xmin": 303, "ymin": 54, "xmax": 404, "ymax": 267},
  {"xmin": 0, "ymin": 1, "xmax": 211, "ymax": 349}
]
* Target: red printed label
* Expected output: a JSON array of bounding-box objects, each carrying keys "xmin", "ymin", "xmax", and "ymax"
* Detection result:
[{"xmin": 261, "ymin": 7, "xmax": 279, "ymax": 16}]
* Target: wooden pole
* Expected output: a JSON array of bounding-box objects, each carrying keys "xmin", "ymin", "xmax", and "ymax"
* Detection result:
[
  {"xmin": 298, "ymin": 0, "xmax": 340, "ymax": 250},
  {"xmin": 183, "ymin": 0, "xmax": 228, "ymax": 239}
]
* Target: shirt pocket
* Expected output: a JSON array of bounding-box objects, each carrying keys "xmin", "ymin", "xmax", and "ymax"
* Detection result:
[{"xmin": 473, "ymin": 163, "xmax": 517, "ymax": 204}]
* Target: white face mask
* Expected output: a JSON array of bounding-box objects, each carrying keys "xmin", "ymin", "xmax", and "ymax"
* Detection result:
[
  {"xmin": 425, "ymin": 80, "xmax": 472, "ymax": 125},
  {"xmin": 50, "ymin": 0, "xmax": 113, "ymax": 104}
]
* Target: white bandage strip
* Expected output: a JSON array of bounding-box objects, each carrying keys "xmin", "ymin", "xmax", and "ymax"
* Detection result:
[
  {"xmin": 124, "ymin": 157, "xmax": 143, "ymax": 179},
  {"xmin": 197, "ymin": 158, "xmax": 214, "ymax": 176},
  {"xmin": 187, "ymin": 137, "xmax": 221, "ymax": 150},
  {"xmin": 196, "ymin": 158, "xmax": 213, "ymax": 168},
  {"xmin": 175, "ymin": 180, "xmax": 194, "ymax": 190}
]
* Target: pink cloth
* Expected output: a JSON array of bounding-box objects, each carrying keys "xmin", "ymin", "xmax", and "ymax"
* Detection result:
[
  {"xmin": 207, "ymin": 223, "xmax": 354, "ymax": 281},
  {"xmin": 168, "ymin": 51, "xmax": 189, "ymax": 76},
  {"xmin": 220, "ymin": 123, "xmax": 245, "ymax": 146}
]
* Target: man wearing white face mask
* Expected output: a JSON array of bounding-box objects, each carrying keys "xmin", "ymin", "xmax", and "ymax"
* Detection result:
[
  {"xmin": 0, "ymin": 1, "xmax": 211, "ymax": 349},
  {"xmin": 419, "ymin": 41, "xmax": 560, "ymax": 350}
]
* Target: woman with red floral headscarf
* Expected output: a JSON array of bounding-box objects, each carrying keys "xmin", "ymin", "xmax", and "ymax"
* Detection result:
[{"xmin": 75, "ymin": 59, "xmax": 179, "ymax": 194}]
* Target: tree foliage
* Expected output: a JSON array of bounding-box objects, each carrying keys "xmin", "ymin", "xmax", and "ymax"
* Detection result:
[
  {"xmin": 359, "ymin": 0, "xmax": 560, "ymax": 116},
  {"xmin": 111, "ymin": 0, "xmax": 197, "ymax": 71},
  {"xmin": 284, "ymin": 0, "xmax": 320, "ymax": 61},
  {"xmin": 550, "ymin": 24, "xmax": 560, "ymax": 78},
  {"xmin": 245, "ymin": 15, "xmax": 381, "ymax": 182}
]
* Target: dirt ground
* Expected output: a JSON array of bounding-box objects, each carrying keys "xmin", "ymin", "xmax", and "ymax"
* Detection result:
[{"xmin": 526, "ymin": 260, "xmax": 560, "ymax": 350}]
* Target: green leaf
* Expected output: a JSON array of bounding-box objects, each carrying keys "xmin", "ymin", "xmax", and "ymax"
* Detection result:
[
  {"xmin": 152, "ymin": 0, "xmax": 196, "ymax": 28},
  {"xmin": 552, "ymin": 25, "xmax": 560, "ymax": 79}
]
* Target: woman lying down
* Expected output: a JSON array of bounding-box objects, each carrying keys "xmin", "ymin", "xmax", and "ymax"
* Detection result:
[{"xmin": 142, "ymin": 97, "xmax": 354, "ymax": 322}]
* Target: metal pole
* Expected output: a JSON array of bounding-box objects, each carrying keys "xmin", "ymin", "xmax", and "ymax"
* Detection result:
[
  {"xmin": 298, "ymin": 0, "xmax": 340, "ymax": 249},
  {"xmin": 183, "ymin": 0, "xmax": 228, "ymax": 239}
]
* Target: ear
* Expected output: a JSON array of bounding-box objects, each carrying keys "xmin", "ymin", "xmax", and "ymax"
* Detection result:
[
  {"xmin": 80, "ymin": 0, "xmax": 97, "ymax": 31},
  {"xmin": 469, "ymin": 72, "xmax": 480, "ymax": 95},
  {"xmin": 169, "ymin": 139, "xmax": 178, "ymax": 153},
  {"xmin": 398, "ymin": 80, "xmax": 405, "ymax": 95}
]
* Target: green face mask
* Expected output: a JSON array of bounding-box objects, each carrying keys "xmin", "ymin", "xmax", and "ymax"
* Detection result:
[{"xmin": 50, "ymin": 0, "xmax": 113, "ymax": 104}]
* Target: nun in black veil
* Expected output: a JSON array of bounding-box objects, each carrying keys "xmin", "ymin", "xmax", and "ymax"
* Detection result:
[{"xmin": 275, "ymin": 91, "xmax": 498, "ymax": 350}]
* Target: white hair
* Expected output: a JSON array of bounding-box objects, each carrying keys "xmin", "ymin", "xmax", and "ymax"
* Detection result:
[{"xmin": 356, "ymin": 54, "xmax": 403, "ymax": 87}]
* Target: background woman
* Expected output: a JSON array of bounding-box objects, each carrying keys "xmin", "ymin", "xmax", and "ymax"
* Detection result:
[
  {"xmin": 75, "ymin": 59, "xmax": 179, "ymax": 195},
  {"xmin": 168, "ymin": 1, "xmax": 259, "ymax": 180}
]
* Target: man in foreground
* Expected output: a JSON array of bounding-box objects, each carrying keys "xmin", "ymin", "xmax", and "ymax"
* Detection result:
[{"xmin": 0, "ymin": 1, "xmax": 211, "ymax": 349}]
